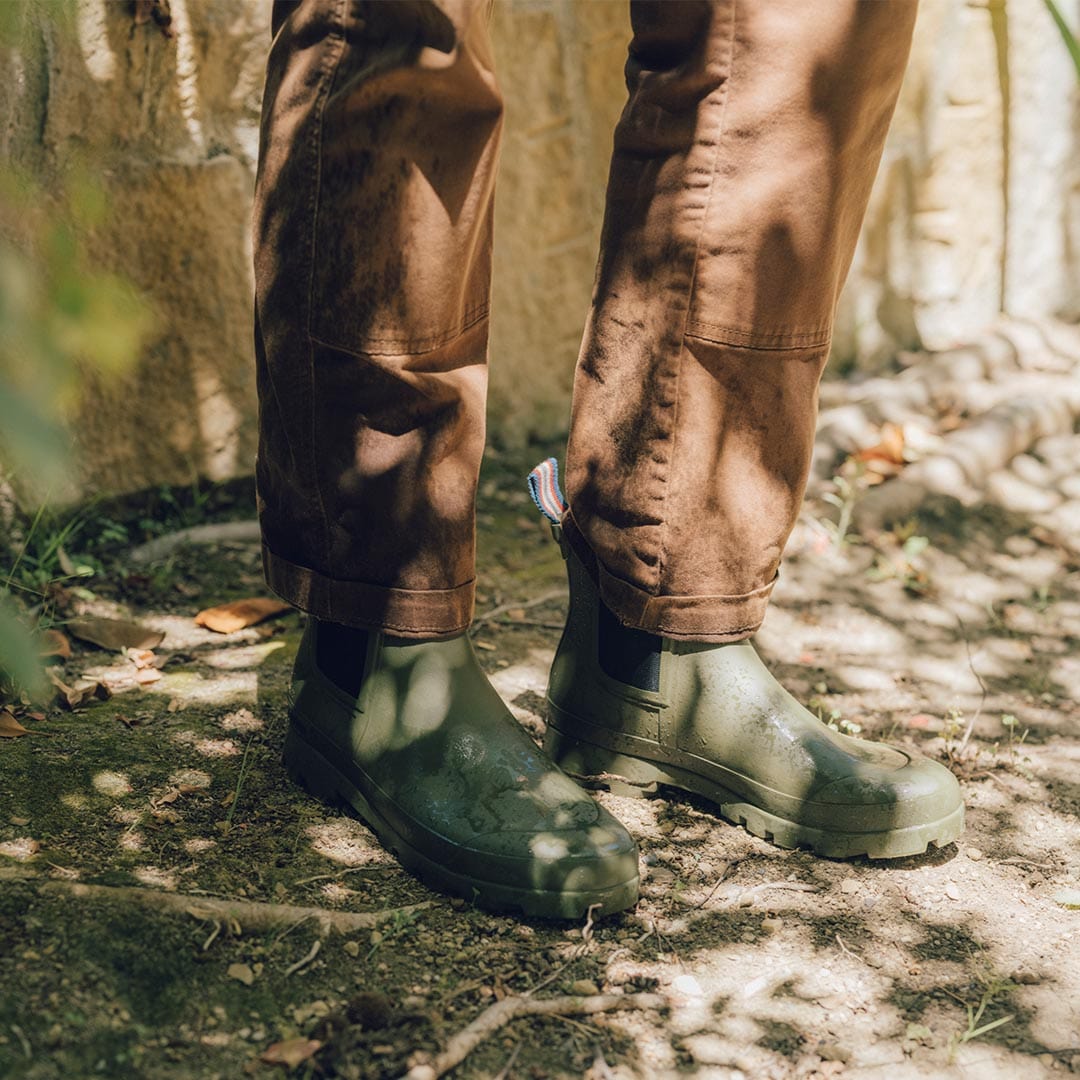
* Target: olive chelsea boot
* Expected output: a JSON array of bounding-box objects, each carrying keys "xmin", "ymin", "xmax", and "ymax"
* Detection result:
[
  {"xmin": 284, "ymin": 619, "xmax": 640, "ymax": 918},
  {"xmin": 543, "ymin": 533, "xmax": 964, "ymax": 860}
]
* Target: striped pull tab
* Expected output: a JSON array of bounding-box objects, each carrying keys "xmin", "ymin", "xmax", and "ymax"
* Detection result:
[{"xmin": 527, "ymin": 457, "xmax": 568, "ymax": 524}]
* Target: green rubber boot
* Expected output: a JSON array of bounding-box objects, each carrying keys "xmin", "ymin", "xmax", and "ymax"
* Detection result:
[
  {"xmin": 544, "ymin": 535, "xmax": 964, "ymax": 860},
  {"xmin": 284, "ymin": 619, "xmax": 639, "ymax": 918}
]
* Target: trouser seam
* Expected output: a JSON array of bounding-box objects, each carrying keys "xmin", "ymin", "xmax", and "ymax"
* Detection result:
[
  {"xmin": 655, "ymin": 0, "xmax": 738, "ymax": 594},
  {"xmin": 304, "ymin": 0, "xmax": 350, "ymax": 618}
]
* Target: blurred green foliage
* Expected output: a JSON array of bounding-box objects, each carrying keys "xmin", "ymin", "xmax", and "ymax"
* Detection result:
[
  {"xmin": 0, "ymin": 4, "xmax": 153, "ymax": 693},
  {"xmin": 1044, "ymin": 0, "xmax": 1080, "ymax": 81}
]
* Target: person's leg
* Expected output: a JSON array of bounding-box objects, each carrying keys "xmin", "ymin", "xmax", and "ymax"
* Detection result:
[
  {"xmin": 254, "ymin": 0, "xmax": 637, "ymax": 916},
  {"xmin": 547, "ymin": 0, "xmax": 964, "ymax": 858}
]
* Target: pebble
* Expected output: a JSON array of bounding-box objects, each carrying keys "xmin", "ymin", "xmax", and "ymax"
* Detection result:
[
  {"xmin": 818, "ymin": 1042, "xmax": 851, "ymax": 1063},
  {"xmin": 761, "ymin": 917, "xmax": 783, "ymax": 933},
  {"xmin": 570, "ymin": 980, "xmax": 599, "ymax": 996},
  {"xmin": 966, "ymin": 847, "xmax": 984, "ymax": 861},
  {"xmin": 944, "ymin": 882, "xmax": 961, "ymax": 901},
  {"xmin": 343, "ymin": 941, "xmax": 360, "ymax": 958},
  {"xmin": 226, "ymin": 963, "xmax": 255, "ymax": 986},
  {"xmin": 840, "ymin": 877, "xmax": 859, "ymax": 895}
]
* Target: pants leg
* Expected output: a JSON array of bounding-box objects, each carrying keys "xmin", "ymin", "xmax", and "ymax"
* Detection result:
[
  {"xmin": 254, "ymin": 0, "xmax": 501, "ymax": 638},
  {"xmin": 565, "ymin": 0, "xmax": 918, "ymax": 642}
]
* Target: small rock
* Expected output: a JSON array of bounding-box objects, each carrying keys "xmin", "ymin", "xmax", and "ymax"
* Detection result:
[
  {"xmin": 944, "ymin": 882, "xmax": 960, "ymax": 901},
  {"xmin": 648, "ymin": 867, "xmax": 676, "ymax": 885},
  {"xmin": 761, "ymin": 917, "xmax": 783, "ymax": 933},
  {"xmin": 657, "ymin": 821, "xmax": 676, "ymax": 836},
  {"xmin": 227, "ymin": 963, "xmax": 255, "ymax": 986},
  {"xmin": 570, "ymin": 980, "xmax": 599, "ymax": 996},
  {"xmin": 840, "ymin": 877, "xmax": 859, "ymax": 895},
  {"xmin": 1039, "ymin": 1053, "xmax": 1055, "ymax": 1068},
  {"xmin": 369, "ymin": 930, "xmax": 383, "ymax": 947},
  {"xmin": 343, "ymin": 941, "xmax": 360, "ymax": 958},
  {"xmin": 818, "ymin": 1042, "xmax": 851, "ymax": 1063},
  {"xmin": 966, "ymin": 847, "xmax": 984, "ymax": 861}
]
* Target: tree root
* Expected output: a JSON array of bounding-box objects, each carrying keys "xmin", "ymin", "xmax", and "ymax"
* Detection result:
[
  {"xmin": 1, "ymin": 869, "xmax": 428, "ymax": 935},
  {"xmin": 402, "ymin": 992, "xmax": 665, "ymax": 1080}
]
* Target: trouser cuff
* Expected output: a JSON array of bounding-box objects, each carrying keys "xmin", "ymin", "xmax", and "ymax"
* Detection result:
[
  {"xmin": 263, "ymin": 545, "xmax": 474, "ymax": 639},
  {"xmin": 561, "ymin": 512, "xmax": 773, "ymax": 643}
]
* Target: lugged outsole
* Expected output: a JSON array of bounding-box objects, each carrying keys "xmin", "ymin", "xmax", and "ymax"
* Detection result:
[
  {"xmin": 283, "ymin": 720, "xmax": 639, "ymax": 919},
  {"xmin": 544, "ymin": 722, "xmax": 964, "ymax": 861}
]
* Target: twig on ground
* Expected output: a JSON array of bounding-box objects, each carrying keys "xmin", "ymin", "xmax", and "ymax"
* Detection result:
[
  {"xmin": 487, "ymin": 619, "xmax": 566, "ymax": 631},
  {"xmin": 998, "ymin": 857, "xmax": 1053, "ymax": 870},
  {"xmin": 292, "ymin": 864, "xmax": 399, "ymax": 887},
  {"xmin": 1, "ymin": 871, "xmax": 430, "ymax": 936},
  {"xmin": 202, "ymin": 920, "xmax": 222, "ymax": 952},
  {"xmin": 402, "ymin": 992, "xmax": 665, "ymax": 1080},
  {"xmin": 835, "ymin": 934, "xmax": 864, "ymax": 962},
  {"xmin": 691, "ymin": 859, "xmax": 740, "ymax": 910},
  {"xmin": 10, "ymin": 1024, "xmax": 31, "ymax": 1059},
  {"xmin": 492, "ymin": 1042, "xmax": 521, "ymax": 1080},
  {"xmin": 955, "ymin": 614, "xmax": 988, "ymax": 759},
  {"xmin": 732, "ymin": 881, "xmax": 818, "ymax": 906},
  {"xmin": 470, "ymin": 589, "xmax": 565, "ymax": 629},
  {"xmin": 284, "ymin": 937, "xmax": 322, "ymax": 977},
  {"xmin": 527, "ymin": 904, "xmax": 600, "ymax": 996}
]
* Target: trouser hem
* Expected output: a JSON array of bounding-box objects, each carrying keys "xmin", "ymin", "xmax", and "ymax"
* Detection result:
[
  {"xmin": 262, "ymin": 545, "xmax": 474, "ymax": 638},
  {"xmin": 561, "ymin": 512, "xmax": 772, "ymax": 643}
]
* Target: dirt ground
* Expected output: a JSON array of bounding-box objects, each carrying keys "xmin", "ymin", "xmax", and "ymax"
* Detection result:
[{"xmin": 2, "ymin": 355, "xmax": 1080, "ymax": 1079}]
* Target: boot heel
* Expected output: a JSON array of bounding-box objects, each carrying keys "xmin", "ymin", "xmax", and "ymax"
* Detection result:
[
  {"xmin": 544, "ymin": 724, "xmax": 664, "ymax": 799},
  {"xmin": 283, "ymin": 722, "xmax": 342, "ymax": 805}
]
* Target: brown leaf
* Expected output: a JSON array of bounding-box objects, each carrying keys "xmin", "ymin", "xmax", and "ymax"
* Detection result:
[
  {"xmin": 39, "ymin": 629, "xmax": 71, "ymax": 660},
  {"xmin": 854, "ymin": 422, "xmax": 906, "ymax": 467},
  {"xmin": 134, "ymin": 668, "xmax": 163, "ymax": 685},
  {"xmin": 47, "ymin": 669, "xmax": 113, "ymax": 711},
  {"xmin": 67, "ymin": 617, "xmax": 164, "ymax": 652},
  {"xmin": 195, "ymin": 598, "xmax": 292, "ymax": 635},
  {"xmin": 0, "ymin": 710, "xmax": 30, "ymax": 738},
  {"xmin": 259, "ymin": 1038, "xmax": 322, "ymax": 1069},
  {"xmin": 128, "ymin": 649, "xmax": 158, "ymax": 669}
]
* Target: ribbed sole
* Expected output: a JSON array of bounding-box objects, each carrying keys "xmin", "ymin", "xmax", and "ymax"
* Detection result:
[
  {"xmin": 283, "ymin": 719, "xmax": 639, "ymax": 919},
  {"xmin": 544, "ymin": 722, "xmax": 964, "ymax": 861}
]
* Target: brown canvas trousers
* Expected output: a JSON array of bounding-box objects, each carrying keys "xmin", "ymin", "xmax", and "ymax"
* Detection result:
[{"xmin": 254, "ymin": 0, "xmax": 917, "ymax": 642}]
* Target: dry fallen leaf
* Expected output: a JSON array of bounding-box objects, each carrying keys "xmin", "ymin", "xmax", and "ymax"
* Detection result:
[
  {"xmin": 259, "ymin": 1038, "xmax": 322, "ymax": 1069},
  {"xmin": 67, "ymin": 617, "xmax": 164, "ymax": 652},
  {"xmin": 195, "ymin": 598, "xmax": 292, "ymax": 634},
  {"xmin": 855, "ymin": 421, "xmax": 906, "ymax": 466},
  {"xmin": 0, "ymin": 710, "xmax": 30, "ymax": 738},
  {"xmin": 134, "ymin": 668, "xmax": 163, "ymax": 686},
  {"xmin": 47, "ymin": 670, "xmax": 113, "ymax": 711},
  {"xmin": 39, "ymin": 629, "xmax": 71, "ymax": 660},
  {"xmin": 127, "ymin": 649, "xmax": 158, "ymax": 669}
]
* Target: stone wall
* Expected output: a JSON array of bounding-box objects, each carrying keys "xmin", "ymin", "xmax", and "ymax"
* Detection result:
[{"xmin": 1, "ymin": 0, "xmax": 1077, "ymax": 496}]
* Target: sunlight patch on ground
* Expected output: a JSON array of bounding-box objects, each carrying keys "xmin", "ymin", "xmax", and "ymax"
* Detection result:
[
  {"xmin": 199, "ymin": 641, "xmax": 286, "ymax": 671},
  {"xmin": 60, "ymin": 793, "xmax": 90, "ymax": 811},
  {"xmin": 170, "ymin": 731, "xmax": 242, "ymax": 757},
  {"xmin": 488, "ymin": 648, "xmax": 554, "ymax": 724},
  {"xmin": 184, "ymin": 838, "xmax": 217, "ymax": 855},
  {"xmin": 305, "ymin": 819, "xmax": 390, "ymax": 867},
  {"xmin": 220, "ymin": 708, "xmax": 263, "ymax": 734},
  {"xmin": 133, "ymin": 866, "xmax": 178, "ymax": 890},
  {"xmin": 92, "ymin": 771, "xmax": 133, "ymax": 797},
  {"xmin": 0, "ymin": 838, "xmax": 40, "ymax": 861},
  {"xmin": 118, "ymin": 831, "xmax": 144, "ymax": 852},
  {"xmin": 146, "ymin": 670, "xmax": 257, "ymax": 708},
  {"xmin": 168, "ymin": 769, "xmax": 212, "ymax": 789}
]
